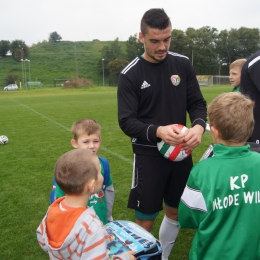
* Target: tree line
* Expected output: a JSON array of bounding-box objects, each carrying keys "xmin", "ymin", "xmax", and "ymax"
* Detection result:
[
  {"xmin": 101, "ymin": 26, "xmax": 260, "ymax": 76},
  {"xmin": 1, "ymin": 27, "xmax": 259, "ymax": 79},
  {"xmin": 0, "ymin": 32, "xmax": 62, "ymax": 62}
]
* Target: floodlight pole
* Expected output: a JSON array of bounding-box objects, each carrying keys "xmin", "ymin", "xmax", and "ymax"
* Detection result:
[
  {"xmin": 21, "ymin": 59, "xmax": 27, "ymax": 89},
  {"xmin": 218, "ymin": 60, "xmax": 222, "ymax": 85},
  {"xmin": 27, "ymin": 60, "xmax": 31, "ymax": 82},
  {"xmin": 74, "ymin": 42, "xmax": 78, "ymax": 79},
  {"xmin": 20, "ymin": 47, "xmax": 25, "ymax": 88},
  {"xmin": 21, "ymin": 59, "xmax": 24, "ymax": 88},
  {"xmin": 102, "ymin": 58, "xmax": 105, "ymax": 87},
  {"xmin": 24, "ymin": 60, "xmax": 27, "ymax": 89},
  {"xmin": 21, "ymin": 59, "xmax": 30, "ymax": 90}
]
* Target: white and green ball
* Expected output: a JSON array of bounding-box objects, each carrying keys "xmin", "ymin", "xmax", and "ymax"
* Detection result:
[
  {"xmin": 157, "ymin": 124, "xmax": 192, "ymax": 161},
  {"xmin": 0, "ymin": 135, "xmax": 8, "ymax": 145}
]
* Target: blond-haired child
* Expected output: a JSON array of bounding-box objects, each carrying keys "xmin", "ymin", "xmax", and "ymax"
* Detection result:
[
  {"xmin": 179, "ymin": 92, "xmax": 260, "ymax": 260},
  {"xmin": 54, "ymin": 118, "xmax": 114, "ymax": 224},
  {"xmin": 229, "ymin": 58, "xmax": 246, "ymax": 92}
]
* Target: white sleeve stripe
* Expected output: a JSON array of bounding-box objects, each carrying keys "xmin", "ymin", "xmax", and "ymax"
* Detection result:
[
  {"xmin": 121, "ymin": 57, "xmax": 139, "ymax": 74},
  {"xmin": 146, "ymin": 124, "xmax": 153, "ymax": 142},
  {"xmin": 168, "ymin": 51, "xmax": 189, "ymax": 60},
  {"xmin": 181, "ymin": 185, "xmax": 208, "ymax": 213},
  {"xmin": 248, "ymin": 55, "xmax": 260, "ymax": 68}
]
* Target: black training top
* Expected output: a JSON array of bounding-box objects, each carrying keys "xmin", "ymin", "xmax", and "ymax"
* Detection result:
[
  {"xmin": 240, "ymin": 50, "xmax": 260, "ymax": 143},
  {"xmin": 117, "ymin": 51, "xmax": 207, "ymax": 155}
]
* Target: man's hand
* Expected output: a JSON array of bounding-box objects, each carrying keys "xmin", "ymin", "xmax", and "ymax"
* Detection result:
[
  {"xmin": 156, "ymin": 124, "xmax": 185, "ymax": 146},
  {"xmin": 156, "ymin": 124, "xmax": 204, "ymax": 151},
  {"xmin": 180, "ymin": 124, "xmax": 204, "ymax": 150}
]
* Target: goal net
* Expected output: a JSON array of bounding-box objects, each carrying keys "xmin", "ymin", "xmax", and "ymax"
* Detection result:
[{"xmin": 212, "ymin": 76, "xmax": 230, "ymax": 85}]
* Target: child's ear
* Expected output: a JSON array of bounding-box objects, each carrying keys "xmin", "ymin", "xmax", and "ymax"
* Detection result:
[
  {"xmin": 71, "ymin": 139, "xmax": 78, "ymax": 148},
  {"xmin": 86, "ymin": 179, "xmax": 96, "ymax": 194},
  {"xmin": 210, "ymin": 126, "xmax": 220, "ymax": 142},
  {"xmin": 211, "ymin": 126, "xmax": 218, "ymax": 135}
]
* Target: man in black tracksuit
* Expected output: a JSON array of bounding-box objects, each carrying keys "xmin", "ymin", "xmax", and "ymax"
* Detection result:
[
  {"xmin": 117, "ymin": 8, "xmax": 207, "ymax": 260},
  {"xmin": 240, "ymin": 50, "xmax": 260, "ymax": 144}
]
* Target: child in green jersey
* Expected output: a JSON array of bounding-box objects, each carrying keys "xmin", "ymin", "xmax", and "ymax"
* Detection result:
[
  {"xmin": 55, "ymin": 118, "xmax": 114, "ymax": 224},
  {"xmin": 179, "ymin": 92, "xmax": 260, "ymax": 260},
  {"xmin": 229, "ymin": 58, "xmax": 246, "ymax": 92}
]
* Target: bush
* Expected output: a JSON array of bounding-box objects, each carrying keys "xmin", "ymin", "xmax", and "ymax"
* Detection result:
[{"xmin": 62, "ymin": 77, "xmax": 94, "ymax": 88}]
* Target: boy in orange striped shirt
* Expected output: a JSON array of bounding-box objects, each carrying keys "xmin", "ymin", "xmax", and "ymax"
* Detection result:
[{"xmin": 37, "ymin": 149, "xmax": 135, "ymax": 260}]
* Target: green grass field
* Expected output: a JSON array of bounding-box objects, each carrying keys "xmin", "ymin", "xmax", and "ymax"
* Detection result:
[{"xmin": 0, "ymin": 85, "xmax": 231, "ymax": 260}]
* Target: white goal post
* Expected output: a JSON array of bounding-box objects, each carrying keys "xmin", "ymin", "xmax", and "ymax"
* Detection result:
[
  {"xmin": 212, "ymin": 76, "xmax": 230, "ymax": 85},
  {"xmin": 196, "ymin": 75, "xmax": 230, "ymax": 87}
]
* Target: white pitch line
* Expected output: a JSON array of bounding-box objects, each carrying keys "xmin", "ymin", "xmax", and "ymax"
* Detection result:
[
  {"xmin": 100, "ymin": 146, "xmax": 132, "ymax": 164},
  {"xmin": 12, "ymin": 99, "xmax": 71, "ymax": 131},
  {"xmin": 12, "ymin": 99, "xmax": 132, "ymax": 164}
]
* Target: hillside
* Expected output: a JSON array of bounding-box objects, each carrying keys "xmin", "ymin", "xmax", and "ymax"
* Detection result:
[{"xmin": 0, "ymin": 41, "xmax": 127, "ymax": 87}]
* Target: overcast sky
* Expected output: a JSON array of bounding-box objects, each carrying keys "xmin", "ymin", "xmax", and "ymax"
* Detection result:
[{"xmin": 1, "ymin": 0, "xmax": 260, "ymax": 46}]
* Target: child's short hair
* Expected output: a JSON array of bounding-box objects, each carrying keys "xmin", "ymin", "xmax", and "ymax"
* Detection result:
[
  {"xmin": 71, "ymin": 118, "xmax": 101, "ymax": 140},
  {"xmin": 229, "ymin": 59, "xmax": 246, "ymax": 70},
  {"xmin": 54, "ymin": 149, "xmax": 98, "ymax": 195},
  {"xmin": 208, "ymin": 92, "xmax": 254, "ymax": 143}
]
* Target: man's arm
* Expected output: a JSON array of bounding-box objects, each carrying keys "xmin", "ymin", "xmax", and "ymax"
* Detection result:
[
  {"xmin": 183, "ymin": 60, "xmax": 207, "ymax": 150},
  {"xmin": 249, "ymin": 62, "xmax": 260, "ymax": 92},
  {"xmin": 117, "ymin": 73, "xmax": 159, "ymax": 143}
]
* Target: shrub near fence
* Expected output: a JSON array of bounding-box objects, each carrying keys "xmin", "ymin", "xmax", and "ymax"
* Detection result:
[{"xmin": 196, "ymin": 75, "xmax": 213, "ymax": 87}]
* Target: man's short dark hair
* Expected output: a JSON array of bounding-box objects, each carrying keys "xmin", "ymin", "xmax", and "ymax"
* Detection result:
[{"xmin": 141, "ymin": 8, "xmax": 171, "ymax": 35}]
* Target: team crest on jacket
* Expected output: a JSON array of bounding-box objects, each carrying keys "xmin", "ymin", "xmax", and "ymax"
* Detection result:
[{"xmin": 171, "ymin": 75, "xmax": 181, "ymax": 86}]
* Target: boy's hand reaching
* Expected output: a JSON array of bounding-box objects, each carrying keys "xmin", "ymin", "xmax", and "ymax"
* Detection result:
[
  {"xmin": 114, "ymin": 250, "xmax": 136, "ymax": 260},
  {"xmin": 126, "ymin": 250, "xmax": 136, "ymax": 260}
]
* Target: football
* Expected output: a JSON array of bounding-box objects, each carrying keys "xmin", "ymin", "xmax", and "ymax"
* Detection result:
[
  {"xmin": 0, "ymin": 135, "xmax": 9, "ymax": 145},
  {"xmin": 157, "ymin": 124, "xmax": 192, "ymax": 161}
]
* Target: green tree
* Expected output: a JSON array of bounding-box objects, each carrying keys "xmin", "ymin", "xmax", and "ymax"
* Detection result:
[
  {"xmin": 0, "ymin": 40, "xmax": 10, "ymax": 57},
  {"xmin": 6, "ymin": 73, "xmax": 18, "ymax": 85},
  {"xmin": 216, "ymin": 29, "xmax": 230, "ymax": 63},
  {"xmin": 186, "ymin": 26, "xmax": 219, "ymax": 74},
  {"xmin": 100, "ymin": 38, "xmax": 125, "ymax": 75},
  {"xmin": 216, "ymin": 27, "xmax": 260, "ymax": 65},
  {"xmin": 169, "ymin": 29, "xmax": 189, "ymax": 55},
  {"xmin": 101, "ymin": 38, "xmax": 124, "ymax": 62},
  {"xmin": 49, "ymin": 31, "xmax": 62, "ymax": 42},
  {"xmin": 229, "ymin": 27, "xmax": 260, "ymax": 60},
  {"xmin": 185, "ymin": 27, "xmax": 198, "ymax": 62},
  {"xmin": 125, "ymin": 34, "xmax": 143, "ymax": 61},
  {"xmin": 9, "ymin": 40, "xmax": 29, "ymax": 61},
  {"xmin": 107, "ymin": 58, "xmax": 129, "ymax": 77}
]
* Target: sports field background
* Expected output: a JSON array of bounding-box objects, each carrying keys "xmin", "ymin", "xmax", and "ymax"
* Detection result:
[{"xmin": 0, "ymin": 85, "xmax": 231, "ymax": 259}]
